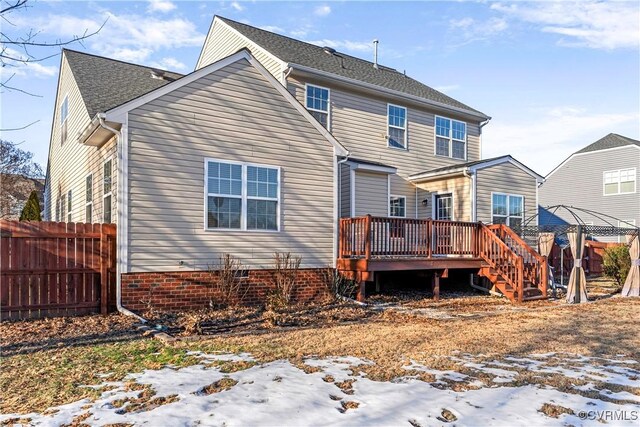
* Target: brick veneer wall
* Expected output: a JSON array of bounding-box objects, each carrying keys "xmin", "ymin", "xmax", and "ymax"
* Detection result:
[{"xmin": 121, "ymin": 268, "xmax": 331, "ymax": 312}]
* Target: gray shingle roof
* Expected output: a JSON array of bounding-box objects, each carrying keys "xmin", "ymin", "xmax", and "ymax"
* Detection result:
[
  {"xmin": 415, "ymin": 155, "xmax": 512, "ymax": 176},
  {"xmin": 217, "ymin": 17, "xmax": 487, "ymax": 118},
  {"xmin": 64, "ymin": 49, "xmax": 183, "ymax": 118},
  {"xmin": 575, "ymin": 133, "xmax": 640, "ymax": 154}
]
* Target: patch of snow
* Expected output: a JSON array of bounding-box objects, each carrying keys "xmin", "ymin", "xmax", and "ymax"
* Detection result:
[{"xmin": 2, "ymin": 352, "xmax": 639, "ymax": 427}]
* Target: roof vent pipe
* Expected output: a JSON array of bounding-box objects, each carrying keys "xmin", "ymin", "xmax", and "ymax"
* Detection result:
[{"xmin": 373, "ymin": 39, "xmax": 379, "ymax": 69}]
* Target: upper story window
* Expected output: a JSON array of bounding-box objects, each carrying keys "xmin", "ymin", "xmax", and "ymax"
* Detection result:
[
  {"xmin": 60, "ymin": 95, "xmax": 69, "ymax": 145},
  {"xmin": 206, "ymin": 159, "xmax": 280, "ymax": 231},
  {"xmin": 305, "ymin": 84, "xmax": 329, "ymax": 129},
  {"xmin": 387, "ymin": 104, "xmax": 407, "ymax": 150},
  {"xmin": 492, "ymin": 193, "xmax": 523, "ymax": 228},
  {"xmin": 604, "ymin": 168, "xmax": 636, "ymax": 195},
  {"xmin": 435, "ymin": 116, "xmax": 466, "ymax": 160}
]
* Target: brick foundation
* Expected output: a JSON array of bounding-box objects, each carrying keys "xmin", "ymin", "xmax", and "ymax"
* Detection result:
[{"xmin": 121, "ymin": 268, "xmax": 332, "ymax": 312}]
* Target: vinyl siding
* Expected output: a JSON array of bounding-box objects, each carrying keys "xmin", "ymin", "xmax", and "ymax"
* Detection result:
[
  {"xmin": 288, "ymin": 76, "xmax": 481, "ymax": 217},
  {"xmin": 45, "ymin": 54, "xmax": 118, "ymax": 224},
  {"xmin": 339, "ymin": 163, "xmax": 351, "ymax": 217},
  {"xmin": 415, "ymin": 176, "xmax": 471, "ymax": 221},
  {"xmin": 126, "ymin": 59, "xmax": 336, "ymax": 272},
  {"xmin": 354, "ymin": 171, "xmax": 388, "ymax": 217},
  {"xmin": 539, "ymin": 146, "xmax": 640, "ymax": 242},
  {"xmin": 196, "ymin": 19, "xmax": 283, "ymax": 78},
  {"xmin": 390, "ymin": 174, "xmax": 416, "ymax": 218},
  {"xmin": 476, "ymin": 162, "xmax": 538, "ymax": 225}
]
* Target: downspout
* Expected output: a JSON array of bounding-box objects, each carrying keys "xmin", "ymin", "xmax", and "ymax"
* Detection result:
[
  {"xmin": 97, "ymin": 114, "xmax": 145, "ymax": 322},
  {"xmin": 282, "ymin": 65, "xmax": 293, "ymax": 86},
  {"xmin": 478, "ymin": 118, "xmax": 491, "ymax": 160},
  {"xmin": 463, "ymin": 169, "xmax": 476, "ymax": 222},
  {"xmin": 335, "ymin": 153, "xmax": 350, "ymax": 264}
]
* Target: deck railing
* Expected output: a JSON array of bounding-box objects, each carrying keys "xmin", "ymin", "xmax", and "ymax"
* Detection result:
[
  {"xmin": 338, "ymin": 216, "xmax": 547, "ymax": 301},
  {"xmin": 339, "ymin": 215, "xmax": 479, "ymax": 259}
]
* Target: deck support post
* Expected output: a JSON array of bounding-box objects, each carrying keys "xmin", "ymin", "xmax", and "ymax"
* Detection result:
[
  {"xmin": 356, "ymin": 276, "xmax": 366, "ymax": 302},
  {"xmin": 375, "ymin": 272, "xmax": 381, "ymax": 293},
  {"xmin": 431, "ymin": 271, "xmax": 441, "ymax": 301}
]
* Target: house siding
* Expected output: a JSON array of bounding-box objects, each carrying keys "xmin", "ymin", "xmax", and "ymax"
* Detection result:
[
  {"xmin": 339, "ymin": 163, "xmax": 351, "ymax": 217},
  {"xmin": 353, "ymin": 171, "xmax": 388, "ymax": 217},
  {"xmin": 126, "ymin": 59, "xmax": 336, "ymax": 272},
  {"xmin": 476, "ymin": 162, "xmax": 538, "ymax": 225},
  {"xmin": 196, "ymin": 19, "xmax": 283, "ymax": 77},
  {"xmin": 539, "ymin": 146, "xmax": 640, "ymax": 242},
  {"xmin": 415, "ymin": 176, "xmax": 471, "ymax": 221},
  {"xmin": 390, "ymin": 174, "xmax": 417, "ymax": 218},
  {"xmin": 45, "ymin": 54, "xmax": 118, "ymax": 224},
  {"xmin": 287, "ymin": 76, "xmax": 481, "ymax": 217}
]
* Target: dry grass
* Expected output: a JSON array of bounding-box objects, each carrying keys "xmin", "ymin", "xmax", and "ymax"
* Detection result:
[
  {"xmin": 197, "ymin": 378, "xmax": 238, "ymax": 395},
  {"xmin": 2, "ymin": 296, "xmax": 638, "ymax": 415},
  {"xmin": 538, "ymin": 403, "xmax": 575, "ymax": 418}
]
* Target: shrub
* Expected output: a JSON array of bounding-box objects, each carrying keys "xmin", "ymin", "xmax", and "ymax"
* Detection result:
[
  {"xmin": 602, "ymin": 245, "xmax": 631, "ymax": 288},
  {"xmin": 209, "ymin": 254, "xmax": 248, "ymax": 308},
  {"xmin": 322, "ymin": 267, "xmax": 358, "ymax": 300},
  {"xmin": 269, "ymin": 252, "xmax": 301, "ymax": 308},
  {"xmin": 19, "ymin": 190, "xmax": 41, "ymax": 221}
]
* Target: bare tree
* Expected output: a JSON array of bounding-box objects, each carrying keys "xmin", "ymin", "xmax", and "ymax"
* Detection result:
[
  {"xmin": 1, "ymin": 0, "xmax": 104, "ymax": 128},
  {"xmin": 0, "ymin": 139, "xmax": 44, "ymax": 219}
]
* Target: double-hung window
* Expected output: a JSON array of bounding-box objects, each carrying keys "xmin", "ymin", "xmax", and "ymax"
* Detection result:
[
  {"xmin": 604, "ymin": 168, "xmax": 636, "ymax": 195},
  {"xmin": 85, "ymin": 174, "xmax": 93, "ymax": 223},
  {"xmin": 206, "ymin": 159, "xmax": 280, "ymax": 231},
  {"xmin": 60, "ymin": 95, "xmax": 69, "ymax": 145},
  {"xmin": 305, "ymin": 84, "xmax": 329, "ymax": 129},
  {"xmin": 60, "ymin": 193, "xmax": 66, "ymax": 222},
  {"xmin": 389, "ymin": 196, "xmax": 406, "ymax": 217},
  {"xmin": 435, "ymin": 116, "xmax": 466, "ymax": 160},
  {"xmin": 492, "ymin": 193, "xmax": 524, "ymax": 228},
  {"xmin": 103, "ymin": 159, "xmax": 112, "ymax": 223},
  {"xmin": 387, "ymin": 104, "xmax": 407, "ymax": 149}
]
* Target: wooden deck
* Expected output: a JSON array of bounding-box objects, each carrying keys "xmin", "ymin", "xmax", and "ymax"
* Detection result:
[{"xmin": 337, "ymin": 216, "xmax": 548, "ymax": 303}]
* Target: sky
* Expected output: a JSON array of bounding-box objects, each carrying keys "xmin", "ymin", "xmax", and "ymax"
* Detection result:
[{"xmin": 1, "ymin": 0, "xmax": 639, "ymax": 176}]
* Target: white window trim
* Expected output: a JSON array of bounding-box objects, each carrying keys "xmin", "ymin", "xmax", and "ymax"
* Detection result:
[
  {"xmin": 304, "ymin": 83, "xmax": 331, "ymax": 130},
  {"xmin": 387, "ymin": 103, "xmax": 408, "ymax": 151},
  {"xmin": 103, "ymin": 158, "xmax": 113, "ymax": 223},
  {"xmin": 389, "ymin": 195, "xmax": 407, "ymax": 218},
  {"xmin": 60, "ymin": 94, "xmax": 69, "ymax": 145},
  {"xmin": 431, "ymin": 192, "xmax": 455, "ymax": 221},
  {"xmin": 603, "ymin": 168, "xmax": 636, "ymax": 196},
  {"xmin": 491, "ymin": 192, "xmax": 524, "ymax": 226},
  {"xmin": 434, "ymin": 115, "xmax": 467, "ymax": 160},
  {"xmin": 85, "ymin": 173, "xmax": 93, "ymax": 223},
  {"xmin": 204, "ymin": 158, "xmax": 281, "ymax": 232}
]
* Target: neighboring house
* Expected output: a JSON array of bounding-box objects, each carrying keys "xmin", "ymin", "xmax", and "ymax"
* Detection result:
[
  {"xmin": 539, "ymin": 133, "xmax": 640, "ymax": 242},
  {"xmin": 0, "ymin": 174, "xmax": 44, "ymax": 220},
  {"xmin": 44, "ymin": 16, "xmax": 544, "ymax": 309}
]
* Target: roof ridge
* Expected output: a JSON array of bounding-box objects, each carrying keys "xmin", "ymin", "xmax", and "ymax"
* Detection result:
[{"xmin": 63, "ymin": 48, "xmax": 183, "ymax": 76}]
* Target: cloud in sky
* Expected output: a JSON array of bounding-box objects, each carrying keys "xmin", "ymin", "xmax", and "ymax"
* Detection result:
[
  {"xmin": 433, "ymin": 84, "xmax": 460, "ymax": 94},
  {"xmin": 149, "ymin": 57, "xmax": 188, "ymax": 71},
  {"xmin": 448, "ymin": 16, "xmax": 508, "ymax": 45},
  {"xmin": 18, "ymin": 11, "xmax": 205, "ymax": 65},
  {"xmin": 147, "ymin": 0, "xmax": 176, "ymax": 13},
  {"xmin": 491, "ymin": 1, "xmax": 640, "ymax": 50},
  {"xmin": 230, "ymin": 1, "xmax": 245, "ymax": 12},
  {"xmin": 483, "ymin": 106, "xmax": 640, "ymax": 175},
  {"xmin": 0, "ymin": 48, "xmax": 58, "ymax": 81},
  {"xmin": 314, "ymin": 5, "xmax": 331, "ymax": 17}
]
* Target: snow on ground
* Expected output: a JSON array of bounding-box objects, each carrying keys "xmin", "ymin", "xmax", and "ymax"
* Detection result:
[{"xmin": 2, "ymin": 352, "xmax": 639, "ymax": 426}]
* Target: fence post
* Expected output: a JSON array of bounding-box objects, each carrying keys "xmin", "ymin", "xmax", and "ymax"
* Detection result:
[
  {"xmin": 541, "ymin": 256, "xmax": 548, "ymax": 298},
  {"xmin": 517, "ymin": 256, "xmax": 524, "ymax": 303},
  {"xmin": 427, "ymin": 219, "xmax": 433, "ymax": 258},
  {"xmin": 364, "ymin": 214, "xmax": 372, "ymax": 260},
  {"xmin": 100, "ymin": 224, "xmax": 108, "ymax": 315}
]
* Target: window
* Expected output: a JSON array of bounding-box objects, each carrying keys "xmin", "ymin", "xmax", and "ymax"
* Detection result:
[
  {"xmin": 435, "ymin": 116, "xmax": 466, "ymax": 160},
  {"xmin": 305, "ymin": 84, "xmax": 329, "ymax": 129},
  {"xmin": 387, "ymin": 104, "xmax": 407, "ymax": 149},
  {"xmin": 103, "ymin": 159, "xmax": 112, "ymax": 223},
  {"xmin": 60, "ymin": 193, "xmax": 66, "ymax": 222},
  {"xmin": 60, "ymin": 95, "xmax": 69, "ymax": 144},
  {"xmin": 618, "ymin": 220, "xmax": 637, "ymax": 243},
  {"xmin": 55, "ymin": 197, "xmax": 61, "ymax": 222},
  {"xmin": 67, "ymin": 190, "xmax": 72, "ymax": 222},
  {"xmin": 389, "ymin": 196, "xmax": 406, "ymax": 217},
  {"xmin": 85, "ymin": 174, "xmax": 93, "ymax": 223},
  {"xmin": 435, "ymin": 194, "xmax": 453, "ymax": 221},
  {"xmin": 205, "ymin": 160, "xmax": 280, "ymax": 231},
  {"xmin": 492, "ymin": 193, "xmax": 524, "ymax": 228},
  {"xmin": 604, "ymin": 168, "xmax": 636, "ymax": 195}
]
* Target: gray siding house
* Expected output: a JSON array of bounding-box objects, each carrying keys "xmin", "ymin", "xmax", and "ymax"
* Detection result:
[
  {"xmin": 539, "ymin": 133, "xmax": 640, "ymax": 242},
  {"xmin": 43, "ymin": 16, "xmax": 545, "ymax": 309}
]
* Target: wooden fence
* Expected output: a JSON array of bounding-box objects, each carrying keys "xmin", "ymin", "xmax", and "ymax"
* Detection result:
[
  {"xmin": 0, "ymin": 220, "xmax": 116, "ymax": 320},
  {"xmin": 549, "ymin": 240, "xmax": 621, "ymax": 278}
]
